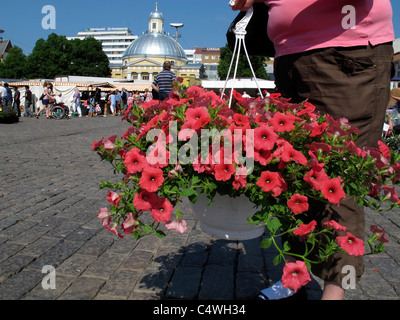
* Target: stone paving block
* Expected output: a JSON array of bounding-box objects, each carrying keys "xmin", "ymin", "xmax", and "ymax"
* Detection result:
[
  {"xmin": 0, "ymin": 254, "xmax": 37, "ymax": 283},
  {"xmin": 235, "ymin": 271, "xmax": 268, "ymax": 300},
  {"xmin": 180, "ymin": 243, "xmax": 209, "ymax": 267},
  {"xmin": 19, "ymin": 237, "xmax": 59, "ymax": 257},
  {"xmin": 357, "ymin": 268, "xmax": 398, "ymax": 299},
  {"xmin": 166, "ymin": 266, "xmax": 203, "ymax": 300},
  {"xmin": 0, "ymin": 241, "xmax": 25, "ymax": 262},
  {"xmin": 120, "ymin": 250, "xmax": 154, "ymax": 270},
  {"xmin": 27, "ymin": 240, "xmax": 82, "ymax": 271},
  {"xmin": 58, "ymin": 277, "xmax": 105, "ymax": 300},
  {"xmin": 237, "ymin": 253, "xmax": 264, "ymax": 273},
  {"xmin": 63, "ymin": 226, "xmax": 99, "ymax": 243},
  {"xmin": 0, "ymin": 219, "xmax": 37, "ymax": 237},
  {"xmin": 56, "ymin": 254, "xmax": 97, "ymax": 277},
  {"xmin": 83, "ymin": 252, "xmax": 126, "ymax": 280},
  {"xmin": 8, "ymin": 225, "xmax": 51, "ymax": 245},
  {"xmin": 97, "ymin": 269, "xmax": 141, "ymax": 298},
  {"xmin": 0, "ymin": 270, "xmax": 44, "ymax": 300},
  {"xmin": 75, "ymin": 235, "xmax": 115, "ymax": 257},
  {"xmin": 199, "ymin": 264, "xmax": 234, "ymax": 300},
  {"xmin": 135, "ymin": 266, "xmax": 175, "ymax": 295},
  {"xmin": 207, "ymin": 240, "xmax": 238, "ymax": 266},
  {"xmin": 23, "ymin": 274, "xmax": 75, "ymax": 300},
  {"xmin": 43, "ymin": 221, "xmax": 82, "ymax": 239}
]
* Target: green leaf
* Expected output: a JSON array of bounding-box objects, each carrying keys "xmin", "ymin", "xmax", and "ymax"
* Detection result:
[
  {"xmin": 267, "ymin": 218, "xmax": 282, "ymax": 234},
  {"xmin": 273, "ymin": 254, "xmax": 282, "ymax": 266},
  {"xmin": 181, "ymin": 188, "xmax": 198, "ymax": 197},
  {"xmin": 260, "ymin": 238, "xmax": 272, "ymax": 249},
  {"xmin": 155, "ymin": 230, "xmax": 166, "ymax": 238},
  {"xmin": 283, "ymin": 241, "xmax": 291, "ymax": 253}
]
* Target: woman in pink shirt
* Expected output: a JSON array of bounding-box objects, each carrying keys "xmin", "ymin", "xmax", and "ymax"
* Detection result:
[{"xmin": 232, "ymin": 0, "xmax": 395, "ymax": 300}]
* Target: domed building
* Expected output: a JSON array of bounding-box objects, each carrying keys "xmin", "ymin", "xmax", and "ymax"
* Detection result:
[{"xmin": 117, "ymin": 3, "xmax": 201, "ymax": 86}]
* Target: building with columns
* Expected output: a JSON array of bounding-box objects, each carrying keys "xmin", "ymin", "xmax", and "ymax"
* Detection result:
[{"xmin": 117, "ymin": 4, "xmax": 202, "ymax": 87}]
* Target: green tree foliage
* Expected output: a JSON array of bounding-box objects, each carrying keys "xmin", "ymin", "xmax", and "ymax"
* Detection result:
[
  {"xmin": 26, "ymin": 33, "xmax": 71, "ymax": 79},
  {"xmin": 0, "ymin": 46, "xmax": 27, "ymax": 79},
  {"xmin": 68, "ymin": 37, "xmax": 110, "ymax": 77},
  {"xmin": 2, "ymin": 33, "xmax": 111, "ymax": 80},
  {"xmin": 217, "ymin": 44, "xmax": 269, "ymax": 80}
]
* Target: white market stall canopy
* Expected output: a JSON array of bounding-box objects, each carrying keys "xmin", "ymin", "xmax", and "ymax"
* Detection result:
[
  {"xmin": 6, "ymin": 81, "xmax": 82, "ymax": 107},
  {"xmin": 7, "ymin": 80, "xmax": 153, "ymax": 107}
]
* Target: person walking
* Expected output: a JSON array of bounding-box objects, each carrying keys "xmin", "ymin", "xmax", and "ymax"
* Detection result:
[
  {"xmin": 232, "ymin": 0, "xmax": 395, "ymax": 300},
  {"xmin": 4, "ymin": 83, "xmax": 13, "ymax": 108},
  {"xmin": 115, "ymin": 89, "xmax": 121, "ymax": 115},
  {"xmin": 144, "ymin": 88, "xmax": 153, "ymax": 102},
  {"xmin": 35, "ymin": 82, "xmax": 52, "ymax": 118},
  {"xmin": 13, "ymin": 86, "xmax": 21, "ymax": 117},
  {"xmin": 109, "ymin": 91, "xmax": 117, "ymax": 116},
  {"xmin": 72, "ymin": 88, "xmax": 81, "ymax": 117},
  {"xmin": 0, "ymin": 83, "xmax": 6, "ymax": 107},
  {"xmin": 120, "ymin": 88, "xmax": 128, "ymax": 114},
  {"xmin": 23, "ymin": 85, "xmax": 34, "ymax": 117},
  {"xmin": 151, "ymin": 60, "xmax": 176, "ymax": 101}
]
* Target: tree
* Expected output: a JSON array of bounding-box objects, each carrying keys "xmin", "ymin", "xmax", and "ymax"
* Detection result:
[
  {"xmin": 68, "ymin": 37, "xmax": 110, "ymax": 77},
  {"xmin": 25, "ymin": 33, "xmax": 71, "ymax": 79},
  {"xmin": 217, "ymin": 44, "xmax": 269, "ymax": 80},
  {"xmin": 25, "ymin": 33, "xmax": 111, "ymax": 79},
  {"xmin": 0, "ymin": 46, "xmax": 27, "ymax": 79}
]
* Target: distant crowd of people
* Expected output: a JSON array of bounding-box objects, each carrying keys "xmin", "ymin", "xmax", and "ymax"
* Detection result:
[{"xmin": 0, "ymin": 60, "xmax": 178, "ymax": 120}]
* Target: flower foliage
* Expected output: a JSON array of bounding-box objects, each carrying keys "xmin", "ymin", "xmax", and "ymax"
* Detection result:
[{"xmin": 93, "ymin": 79, "xmax": 400, "ymax": 291}]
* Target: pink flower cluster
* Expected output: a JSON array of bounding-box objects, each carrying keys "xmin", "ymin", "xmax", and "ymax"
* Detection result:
[{"xmin": 93, "ymin": 81, "xmax": 400, "ymax": 291}]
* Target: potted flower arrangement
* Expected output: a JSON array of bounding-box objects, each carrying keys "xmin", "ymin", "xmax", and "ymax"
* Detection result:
[
  {"xmin": 0, "ymin": 104, "xmax": 19, "ymax": 124},
  {"xmin": 93, "ymin": 79, "xmax": 400, "ymax": 292}
]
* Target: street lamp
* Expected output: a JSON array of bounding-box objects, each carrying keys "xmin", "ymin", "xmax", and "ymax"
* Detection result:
[{"xmin": 170, "ymin": 23, "xmax": 184, "ymax": 75}]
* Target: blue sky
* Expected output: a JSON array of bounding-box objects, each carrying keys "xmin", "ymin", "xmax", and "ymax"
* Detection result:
[{"xmin": 1, "ymin": 0, "xmax": 399, "ymax": 55}]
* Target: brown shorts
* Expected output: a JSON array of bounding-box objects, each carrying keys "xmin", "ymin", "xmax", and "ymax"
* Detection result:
[{"xmin": 275, "ymin": 42, "xmax": 394, "ymax": 285}]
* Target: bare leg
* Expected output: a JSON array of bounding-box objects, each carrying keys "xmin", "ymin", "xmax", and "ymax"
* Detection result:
[{"xmin": 321, "ymin": 281, "xmax": 345, "ymax": 300}]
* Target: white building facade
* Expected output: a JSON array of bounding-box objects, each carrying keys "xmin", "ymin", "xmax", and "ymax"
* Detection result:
[{"xmin": 68, "ymin": 27, "xmax": 138, "ymax": 66}]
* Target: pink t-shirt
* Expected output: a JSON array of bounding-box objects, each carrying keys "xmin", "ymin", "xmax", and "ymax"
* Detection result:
[{"xmin": 265, "ymin": 0, "xmax": 395, "ymax": 57}]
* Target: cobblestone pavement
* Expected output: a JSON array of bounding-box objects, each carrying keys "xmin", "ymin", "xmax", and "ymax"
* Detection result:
[{"xmin": 0, "ymin": 116, "xmax": 400, "ymax": 301}]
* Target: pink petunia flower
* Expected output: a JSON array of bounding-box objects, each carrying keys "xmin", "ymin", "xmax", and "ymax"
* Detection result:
[
  {"xmin": 287, "ymin": 194, "xmax": 309, "ymax": 214},
  {"xmin": 281, "ymin": 261, "xmax": 311, "ymax": 292},
  {"xmin": 293, "ymin": 220, "xmax": 317, "ymax": 236},
  {"xmin": 214, "ymin": 163, "xmax": 236, "ymax": 181},
  {"xmin": 139, "ymin": 167, "xmax": 164, "ymax": 192},
  {"xmin": 254, "ymin": 124, "xmax": 278, "ymax": 151},
  {"xmin": 323, "ymin": 220, "xmax": 347, "ymax": 232},
  {"xmin": 133, "ymin": 190, "xmax": 159, "ymax": 211},
  {"xmin": 151, "ymin": 197, "xmax": 173, "ymax": 222},
  {"xmin": 103, "ymin": 135, "xmax": 118, "ymax": 150},
  {"xmin": 107, "ymin": 191, "xmax": 120, "ymax": 207},
  {"xmin": 165, "ymin": 219, "xmax": 188, "ymax": 233},
  {"xmin": 337, "ymin": 232, "xmax": 365, "ymax": 256},
  {"xmin": 124, "ymin": 148, "xmax": 147, "ymax": 174},
  {"xmin": 121, "ymin": 212, "xmax": 139, "ymax": 234},
  {"xmin": 320, "ymin": 177, "xmax": 347, "ymax": 204},
  {"xmin": 269, "ymin": 112, "xmax": 296, "ymax": 132},
  {"xmin": 256, "ymin": 171, "xmax": 287, "ymax": 197},
  {"xmin": 98, "ymin": 208, "xmax": 112, "ymax": 227},
  {"xmin": 370, "ymin": 225, "xmax": 389, "ymax": 243}
]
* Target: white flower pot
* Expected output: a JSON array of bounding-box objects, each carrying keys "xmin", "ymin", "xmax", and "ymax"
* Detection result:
[{"xmin": 192, "ymin": 193, "xmax": 265, "ymax": 240}]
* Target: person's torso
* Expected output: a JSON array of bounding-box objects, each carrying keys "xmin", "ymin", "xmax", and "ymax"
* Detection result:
[
  {"xmin": 265, "ymin": 0, "xmax": 394, "ymax": 57},
  {"xmin": 156, "ymin": 70, "xmax": 176, "ymax": 92}
]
